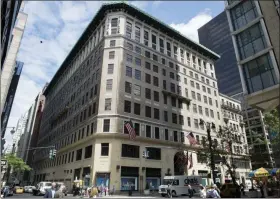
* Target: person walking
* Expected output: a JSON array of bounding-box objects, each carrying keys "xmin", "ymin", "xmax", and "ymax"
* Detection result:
[
  {"xmin": 166, "ymin": 183, "xmax": 172, "ymax": 198},
  {"xmin": 199, "ymin": 185, "xmax": 206, "ymax": 198},
  {"xmin": 188, "ymin": 184, "xmax": 193, "ymax": 198},
  {"xmin": 44, "ymin": 182, "xmax": 58, "ymax": 198},
  {"xmin": 206, "ymin": 186, "xmax": 220, "ymax": 198}
]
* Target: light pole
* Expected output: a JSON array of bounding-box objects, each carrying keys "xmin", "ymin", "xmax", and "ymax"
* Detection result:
[{"xmin": 199, "ymin": 119, "xmax": 216, "ymax": 184}]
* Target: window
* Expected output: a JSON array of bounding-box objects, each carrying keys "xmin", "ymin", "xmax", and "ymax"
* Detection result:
[
  {"xmin": 172, "ymin": 113, "xmax": 177, "ymax": 124},
  {"xmin": 124, "ymin": 100, "xmax": 131, "ymax": 113},
  {"xmin": 185, "ymin": 88, "xmax": 188, "ymax": 98},
  {"xmin": 153, "ymin": 65, "xmax": 158, "ymax": 73},
  {"xmin": 170, "ymin": 72, "xmax": 175, "ymax": 79},
  {"xmin": 195, "ymin": 73, "xmax": 198, "ymax": 79},
  {"xmin": 146, "ymin": 147, "xmax": 161, "ymax": 160},
  {"xmin": 160, "ymin": 38, "xmax": 164, "ymax": 53},
  {"xmin": 187, "ymin": 117, "xmax": 191, "ymax": 127},
  {"xmin": 145, "ymin": 51, "xmax": 151, "ymax": 58},
  {"xmin": 145, "ymin": 88, "xmax": 151, "ymax": 99},
  {"xmin": 111, "ymin": 18, "xmax": 118, "ymax": 34},
  {"xmin": 179, "ymin": 115, "xmax": 184, "ymax": 125},
  {"xmin": 135, "ymin": 57, "xmax": 141, "ymax": 66},
  {"xmin": 110, "ymin": 40, "xmax": 116, "ymax": 47},
  {"xmin": 135, "ymin": 69, "xmax": 141, "ymax": 80},
  {"xmin": 135, "ymin": 46, "xmax": 141, "ymax": 54},
  {"xmin": 204, "ymin": 95, "xmax": 208, "ymax": 104},
  {"xmin": 153, "ymin": 76, "xmax": 159, "ymax": 87},
  {"xmin": 198, "ymin": 106, "xmax": 203, "ymax": 115},
  {"xmin": 154, "ymin": 108, "xmax": 160, "ymax": 120},
  {"xmin": 210, "ymin": 109, "xmax": 214, "ymax": 118},
  {"xmin": 103, "ymin": 119, "xmax": 110, "ymax": 132},
  {"xmin": 167, "ymin": 42, "xmax": 171, "ymax": 56},
  {"xmin": 169, "ymin": 62, "xmax": 174, "ymax": 68},
  {"xmin": 154, "ymin": 91, "xmax": 159, "ymax": 102},
  {"xmin": 192, "ymin": 91, "xmax": 196, "ymax": 100},
  {"xmin": 217, "ymin": 112, "xmax": 220, "ymax": 120},
  {"xmin": 206, "ymin": 79, "xmax": 209, "ymax": 84},
  {"xmin": 76, "ymin": 149, "xmax": 82, "ymax": 161},
  {"xmin": 152, "ymin": 34, "xmax": 157, "ymax": 50},
  {"xmin": 107, "ymin": 64, "xmax": 114, "ymax": 74},
  {"xmin": 145, "ymin": 73, "xmax": 151, "ymax": 84},
  {"xmin": 196, "ymin": 83, "xmax": 200, "ymax": 90},
  {"xmin": 134, "ymin": 123, "xmax": 140, "ymax": 136},
  {"xmin": 231, "ymin": 0, "xmax": 258, "ymax": 30},
  {"xmin": 153, "ymin": 54, "xmax": 158, "ymax": 61},
  {"xmin": 164, "ymin": 94, "xmax": 167, "ymax": 104},
  {"xmin": 126, "ymin": 22, "xmax": 132, "ymax": 38},
  {"xmin": 134, "ymin": 85, "xmax": 141, "ymax": 96},
  {"xmin": 164, "ymin": 111, "xmax": 168, "ymax": 122},
  {"xmin": 162, "ymin": 58, "xmax": 166, "ymax": 65},
  {"xmin": 171, "ymin": 97, "xmax": 176, "ymax": 107},
  {"xmin": 105, "ymin": 98, "xmax": 111, "ymax": 110},
  {"xmin": 145, "ymin": 61, "xmax": 151, "ymax": 70},
  {"xmin": 144, "ymin": 30, "xmax": 149, "ymax": 46},
  {"xmin": 191, "ymin": 81, "xmax": 194, "ymax": 87},
  {"xmin": 84, "ymin": 145, "xmax": 92, "ymax": 159},
  {"xmin": 106, "ymin": 79, "xmax": 113, "ymax": 90},
  {"xmin": 135, "ymin": 26, "xmax": 141, "ymax": 42},
  {"xmin": 101, "ymin": 143, "xmax": 109, "ymax": 156},
  {"xmin": 193, "ymin": 104, "xmax": 197, "ymax": 113},
  {"xmin": 197, "ymin": 93, "xmax": 201, "ymax": 101},
  {"xmin": 165, "ymin": 129, "xmax": 169, "ymax": 140},
  {"xmin": 243, "ymin": 53, "xmax": 277, "ymax": 94},
  {"xmin": 207, "ymin": 87, "xmax": 211, "ymax": 94},
  {"xmin": 155, "ymin": 127, "xmax": 160, "ymax": 139},
  {"xmin": 205, "ymin": 108, "xmax": 209, "ymax": 117},
  {"xmin": 109, "ymin": 51, "xmax": 115, "ymax": 59},
  {"xmin": 194, "ymin": 119, "xmax": 199, "ymax": 129},
  {"xmin": 173, "ymin": 131, "xmax": 178, "ymax": 142},
  {"xmin": 215, "ymin": 100, "xmax": 218, "ymax": 108},
  {"xmin": 127, "ymin": 54, "xmax": 132, "ymax": 63},
  {"xmin": 209, "ymin": 97, "xmax": 213, "ymax": 106},
  {"xmin": 122, "ymin": 144, "xmax": 139, "ymax": 158},
  {"xmin": 126, "ymin": 66, "xmax": 132, "ymax": 77},
  {"xmin": 134, "ymin": 103, "xmax": 141, "ymax": 115},
  {"xmin": 163, "ymin": 80, "xmax": 167, "ymax": 90},
  {"xmin": 125, "ymin": 81, "xmax": 132, "ymax": 93},
  {"xmin": 126, "ymin": 42, "xmax": 133, "ymax": 50},
  {"xmin": 146, "ymin": 125, "xmax": 151, "ymax": 138},
  {"xmin": 162, "ymin": 69, "xmax": 166, "ymax": 76},
  {"xmin": 189, "ymin": 71, "xmax": 193, "ymax": 77},
  {"xmin": 145, "ymin": 106, "xmax": 151, "ymax": 118}
]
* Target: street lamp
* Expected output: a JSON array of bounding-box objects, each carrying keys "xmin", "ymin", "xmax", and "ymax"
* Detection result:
[{"xmin": 199, "ymin": 119, "xmax": 216, "ymax": 184}]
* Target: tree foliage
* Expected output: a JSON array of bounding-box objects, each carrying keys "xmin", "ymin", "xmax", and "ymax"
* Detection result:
[
  {"xmin": 264, "ymin": 108, "xmax": 280, "ymax": 143},
  {"xmin": 4, "ymin": 154, "xmax": 31, "ymax": 172}
]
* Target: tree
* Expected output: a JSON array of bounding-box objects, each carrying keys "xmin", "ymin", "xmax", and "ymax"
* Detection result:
[{"xmin": 5, "ymin": 154, "xmax": 31, "ymax": 172}]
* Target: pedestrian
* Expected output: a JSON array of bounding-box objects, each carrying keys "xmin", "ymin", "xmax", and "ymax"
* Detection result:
[
  {"xmin": 188, "ymin": 184, "xmax": 193, "ymax": 198},
  {"xmin": 199, "ymin": 185, "xmax": 206, "ymax": 198},
  {"xmin": 240, "ymin": 183, "xmax": 245, "ymax": 196},
  {"xmin": 105, "ymin": 186, "xmax": 108, "ymax": 196},
  {"xmin": 206, "ymin": 186, "xmax": 220, "ymax": 198},
  {"xmin": 44, "ymin": 182, "xmax": 58, "ymax": 198},
  {"xmin": 167, "ymin": 183, "xmax": 172, "ymax": 198},
  {"xmin": 259, "ymin": 181, "xmax": 265, "ymax": 198}
]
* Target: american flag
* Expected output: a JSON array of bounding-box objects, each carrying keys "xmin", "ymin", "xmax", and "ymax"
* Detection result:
[
  {"xmin": 186, "ymin": 132, "xmax": 197, "ymax": 146},
  {"xmin": 125, "ymin": 120, "xmax": 136, "ymax": 140},
  {"xmin": 225, "ymin": 142, "xmax": 231, "ymax": 152},
  {"xmin": 188, "ymin": 153, "xmax": 193, "ymax": 169}
]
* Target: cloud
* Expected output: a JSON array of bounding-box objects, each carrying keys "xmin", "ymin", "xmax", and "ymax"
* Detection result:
[{"xmin": 169, "ymin": 8, "xmax": 213, "ymax": 42}]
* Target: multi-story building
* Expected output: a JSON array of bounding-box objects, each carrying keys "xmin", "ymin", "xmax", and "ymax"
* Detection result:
[
  {"xmin": 1, "ymin": 61, "xmax": 24, "ymax": 138},
  {"xmin": 34, "ymin": 3, "xmax": 249, "ymax": 191},
  {"xmin": 12, "ymin": 111, "xmax": 28, "ymax": 154},
  {"xmin": 1, "ymin": 0, "xmax": 23, "ymax": 68},
  {"xmin": 198, "ymin": 10, "xmax": 277, "ymax": 169},
  {"xmin": 1, "ymin": 2, "xmax": 27, "ymax": 120},
  {"xmin": 225, "ymin": 0, "xmax": 280, "ymax": 111}
]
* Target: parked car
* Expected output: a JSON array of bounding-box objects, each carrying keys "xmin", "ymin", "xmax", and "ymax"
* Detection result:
[
  {"xmin": 1, "ymin": 186, "xmax": 14, "ymax": 196},
  {"xmin": 15, "ymin": 187, "xmax": 24, "ymax": 194},
  {"xmin": 24, "ymin": 186, "xmax": 35, "ymax": 193},
  {"xmin": 220, "ymin": 183, "xmax": 238, "ymax": 198},
  {"xmin": 32, "ymin": 181, "xmax": 52, "ymax": 196}
]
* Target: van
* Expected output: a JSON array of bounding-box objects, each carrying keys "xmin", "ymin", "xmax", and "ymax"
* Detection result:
[
  {"xmin": 158, "ymin": 175, "xmax": 202, "ymax": 197},
  {"xmin": 32, "ymin": 181, "xmax": 52, "ymax": 196}
]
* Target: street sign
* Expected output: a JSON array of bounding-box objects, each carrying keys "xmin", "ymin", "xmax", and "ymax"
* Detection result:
[{"xmin": 1, "ymin": 159, "xmax": 7, "ymax": 166}]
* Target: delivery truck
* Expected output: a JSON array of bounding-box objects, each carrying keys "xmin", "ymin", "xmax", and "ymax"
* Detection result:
[{"xmin": 158, "ymin": 175, "xmax": 202, "ymax": 197}]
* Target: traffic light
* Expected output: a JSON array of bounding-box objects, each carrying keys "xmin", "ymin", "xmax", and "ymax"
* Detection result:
[{"xmin": 53, "ymin": 149, "xmax": 57, "ymax": 157}]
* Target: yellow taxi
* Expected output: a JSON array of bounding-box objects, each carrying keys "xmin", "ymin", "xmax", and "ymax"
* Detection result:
[{"xmin": 15, "ymin": 187, "xmax": 24, "ymax": 194}]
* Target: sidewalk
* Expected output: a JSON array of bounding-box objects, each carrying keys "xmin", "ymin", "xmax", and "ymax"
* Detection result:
[{"xmin": 68, "ymin": 193, "xmax": 160, "ymax": 198}]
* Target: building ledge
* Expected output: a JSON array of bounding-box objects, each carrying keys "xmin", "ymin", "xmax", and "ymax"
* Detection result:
[
  {"xmin": 221, "ymin": 104, "xmax": 242, "ymax": 114},
  {"xmin": 162, "ymin": 90, "xmax": 191, "ymax": 105},
  {"xmin": 246, "ymin": 84, "xmax": 280, "ymax": 112}
]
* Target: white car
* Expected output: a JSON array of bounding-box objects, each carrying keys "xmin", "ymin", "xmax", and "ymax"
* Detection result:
[
  {"xmin": 24, "ymin": 186, "xmax": 36, "ymax": 193},
  {"xmin": 33, "ymin": 182, "xmax": 52, "ymax": 195}
]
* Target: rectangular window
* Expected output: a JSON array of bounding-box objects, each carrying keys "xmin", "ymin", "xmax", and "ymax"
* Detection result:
[
  {"xmin": 152, "ymin": 34, "xmax": 157, "ymax": 50},
  {"xmin": 126, "ymin": 66, "xmax": 132, "ymax": 77},
  {"xmin": 171, "ymin": 97, "xmax": 176, "ymax": 107},
  {"xmin": 153, "ymin": 54, "xmax": 158, "ymax": 61},
  {"xmin": 192, "ymin": 91, "xmax": 196, "ymax": 100},
  {"xmin": 210, "ymin": 109, "xmax": 214, "ymax": 118},
  {"xmin": 145, "ymin": 51, "xmax": 150, "ymax": 58},
  {"xmin": 197, "ymin": 93, "xmax": 201, "ymax": 101},
  {"xmin": 179, "ymin": 115, "xmax": 184, "ymax": 125},
  {"xmin": 134, "ymin": 123, "xmax": 140, "ymax": 136},
  {"xmin": 165, "ymin": 129, "xmax": 169, "ymax": 140},
  {"xmin": 172, "ymin": 113, "xmax": 177, "ymax": 124},
  {"xmin": 126, "ymin": 42, "xmax": 133, "ymax": 50},
  {"xmin": 122, "ymin": 144, "xmax": 139, "ymax": 158},
  {"xmin": 124, "ymin": 100, "xmax": 131, "ymax": 113},
  {"xmin": 207, "ymin": 87, "xmax": 211, "ymax": 94},
  {"xmin": 153, "ymin": 76, "xmax": 159, "ymax": 87},
  {"xmin": 162, "ymin": 69, "xmax": 166, "ymax": 76},
  {"xmin": 194, "ymin": 119, "xmax": 199, "ymax": 129},
  {"xmin": 198, "ymin": 105, "xmax": 203, "ymax": 115},
  {"xmin": 144, "ymin": 30, "xmax": 149, "ymax": 46},
  {"xmin": 173, "ymin": 131, "xmax": 178, "ymax": 142},
  {"xmin": 145, "ymin": 73, "xmax": 151, "ymax": 84},
  {"xmin": 154, "ymin": 127, "xmax": 160, "ymax": 139},
  {"xmin": 84, "ymin": 145, "xmax": 92, "ymax": 159},
  {"xmin": 76, "ymin": 149, "xmax": 83, "ymax": 161},
  {"xmin": 109, "ymin": 51, "xmax": 115, "ymax": 59},
  {"xmin": 126, "ymin": 54, "xmax": 133, "ymax": 63},
  {"xmin": 110, "ymin": 40, "xmax": 116, "ymax": 47},
  {"xmin": 146, "ymin": 125, "xmax": 151, "ymax": 138},
  {"xmin": 106, "ymin": 79, "xmax": 113, "ymax": 90},
  {"xmin": 135, "ymin": 69, "xmax": 141, "ymax": 80},
  {"xmin": 193, "ymin": 104, "xmax": 197, "ymax": 113},
  {"xmin": 204, "ymin": 95, "xmax": 208, "ymax": 104},
  {"xmin": 134, "ymin": 103, "xmax": 141, "ymax": 115},
  {"xmin": 205, "ymin": 108, "xmax": 209, "ymax": 117},
  {"xmin": 170, "ymin": 72, "xmax": 175, "ymax": 79},
  {"xmin": 107, "ymin": 64, "xmax": 114, "ymax": 74},
  {"xmin": 163, "ymin": 80, "xmax": 166, "ymax": 90},
  {"xmin": 103, "ymin": 119, "xmax": 110, "ymax": 132},
  {"xmin": 135, "ymin": 57, "xmax": 141, "ymax": 66},
  {"xmin": 135, "ymin": 26, "xmax": 141, "ymax": 42},
  {"xmin": 154, "ymin": 91, "xmax": 159, "ymax": 102},
  {"xmin": 209, "ymin": 97, "xmax": 213, "ymax": 106},
  {"xmin": 145, "ymin": 61, "xmax": 151, "ymax": 70},
  {"xmin": 135, "ymin": 46, "xmax": 141, "ymax": 54},
  {"xmin": 101, "ymin": 143, "xmax": 109, "ymax": 156},
  {"xmin": 134, "ymin": 85, "xmax": 141, "ymax": 96},
  {"xmin": 105, "ymin": 98, "xmax": 111, "ymax": 110},
  {"xmin": 145, "ymin": 106, "xmax": 151, "ymax": 118},
  {"xmin": 125, "ymin": 81, "xmax": 132, "ymax": 94},
  {"xmin": 162, "ymin": 58, "xmax": 166, "ymax": 65},
  {"xmin": 187, "ymin": 117, "xmax": 191, "ymax": 127},
  {"xmin": 126, "ymin": 22, "xmax": 132, "ymax": 38},
  {"xmin": 145, "ymin": 88, "xmax": 151, "ymax": 99},
  {"xmin": 170, "ymin": 83, "xmax": 176, "ymax": 93},
  {"xmin": 159, "ymin": 38, "xmax": 164, "ymax": 53},
  {"xmin": 154, "ymin": 108, "xmax": 160, "ymax": 120},
  {"xmin": 164, "ymin": 94, "xmax": 167, "ymax": 104},
  {"xmin": 191, "ymin": 81, "xmax": 194, "ymax": 87},
  {"xmin": 167, "ymin": 42, "xmax": 171, "ymax": 56},
  {"xmin": 153, "ymin": 65, "xmax": 158, "ymax": 73},
  {"xmin": 164, "ymin": 111, "xmax": 168, "ymax": 122}
]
